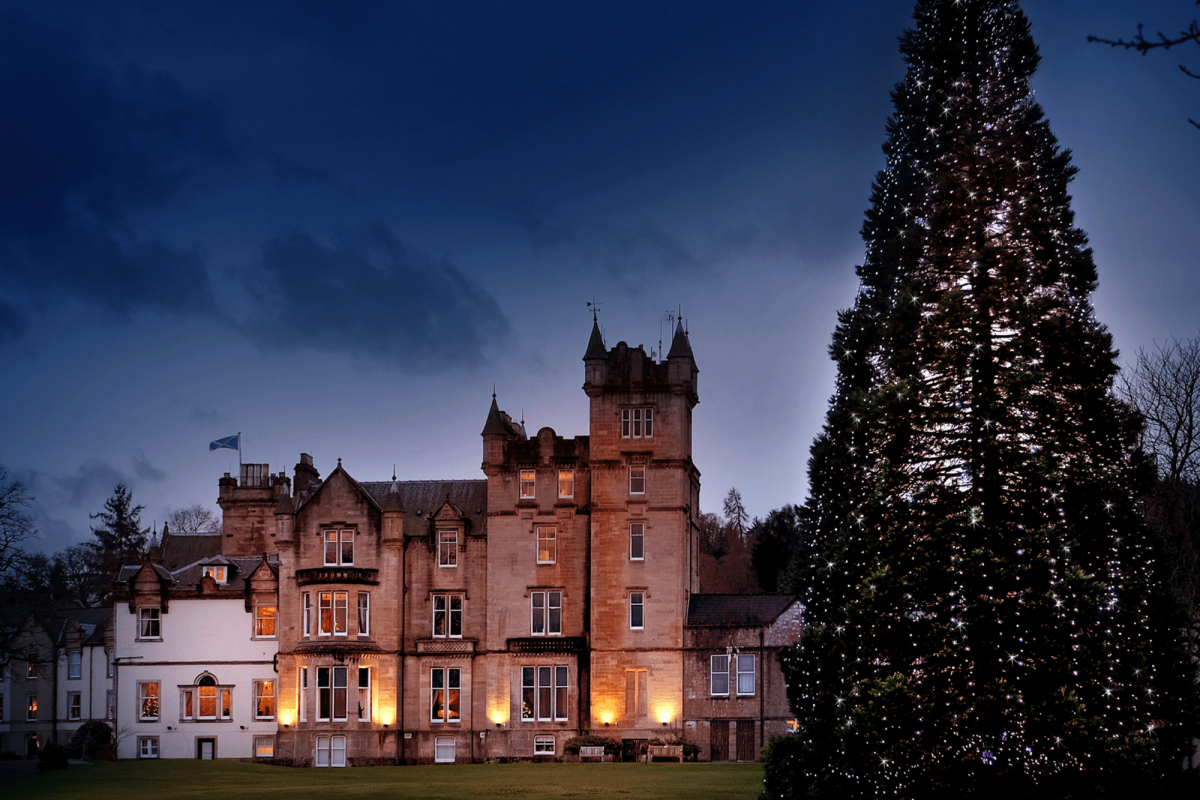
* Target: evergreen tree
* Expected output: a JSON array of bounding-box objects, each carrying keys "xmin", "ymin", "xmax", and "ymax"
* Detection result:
[
  {"xmin": 88, "ymin": 484, "xmax": 148, "ymax": 601},
  {"xmin": 769, "ymin": 2, "xmax": 1196, "ymax": 797}
]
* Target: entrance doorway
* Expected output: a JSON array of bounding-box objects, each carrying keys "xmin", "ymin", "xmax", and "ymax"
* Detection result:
[{"xmin": 197, "ymin": 738, "xmax": 216, "ymax": 760}]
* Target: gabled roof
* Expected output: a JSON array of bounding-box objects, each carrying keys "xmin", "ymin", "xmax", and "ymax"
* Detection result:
[
  {"xmin": 361, "ymin": 479, "xmax": 487, "ymax": 537},
  {"xmin": 296, "ymin": 460, "xmax": 382, "ymax": 514},
  {"xmin": 685, "ymin": 594, "xmax": 797, "ymax": 627}
]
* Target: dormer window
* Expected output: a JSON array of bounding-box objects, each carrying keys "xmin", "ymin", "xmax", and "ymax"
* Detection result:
[
  {"xmin": 324, "ymin": 529, "xmax": 354, "ymax": 566},
  {"xmin": 202, "ymin": 565, "xmax": 227, "ymax": 583}
]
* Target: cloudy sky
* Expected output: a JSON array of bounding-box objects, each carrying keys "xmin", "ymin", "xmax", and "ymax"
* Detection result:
[{"xmin": 2, "ymin": 0, "xmax": 1196, "ymax": 557}]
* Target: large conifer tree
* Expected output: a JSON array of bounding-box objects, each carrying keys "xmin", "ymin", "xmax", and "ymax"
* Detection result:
[{"xmin": 771, "ymin": 2, "xmax": 1194, "ymax": 796}]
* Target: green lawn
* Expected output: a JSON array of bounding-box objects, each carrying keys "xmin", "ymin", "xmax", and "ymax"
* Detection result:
[{"xmin": 13, "ymin": 760, "xmax": 765, "ymax": 800}]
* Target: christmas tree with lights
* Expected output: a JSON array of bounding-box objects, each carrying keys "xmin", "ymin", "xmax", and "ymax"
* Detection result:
[{"xmin": 768, "ymin": 1, "xmax": 1195, "ymax": 797}]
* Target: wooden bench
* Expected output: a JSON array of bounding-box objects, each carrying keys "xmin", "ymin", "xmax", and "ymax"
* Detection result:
[
  {"xmin": 647, "ymin": 745, "xmax": 684, "ymax": 762},
  {"xmin": 579, "ymin": 746, "xmax": 606, "ymax": 761}
]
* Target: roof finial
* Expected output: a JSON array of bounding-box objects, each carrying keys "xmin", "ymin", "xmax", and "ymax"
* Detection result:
[{"xmin": 392, "ymin": 464, "xmax": 397, "ymax": 481}]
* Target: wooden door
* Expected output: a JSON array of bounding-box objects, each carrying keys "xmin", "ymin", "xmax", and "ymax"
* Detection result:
[
  {"xmin": 709, "ymin": 720, "xmax": 729, "ymax": 762},
  {"xmin": 198, "ymin": 738, "xmax": 215, "ymax": 760},
  {"xmin": 736, "ymin": 720, "xmax": 755, "ymax": 761}
]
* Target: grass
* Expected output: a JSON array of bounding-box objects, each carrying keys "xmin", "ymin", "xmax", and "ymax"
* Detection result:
[{"xmin": 13, "ymin": 760, "xmax": 765, "ymax": 800}]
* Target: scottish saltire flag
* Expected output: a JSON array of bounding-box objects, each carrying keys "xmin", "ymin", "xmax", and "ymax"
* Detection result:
[{"xmin": 209, "ymin": 434, "xmax": 240, "ymax": 451}]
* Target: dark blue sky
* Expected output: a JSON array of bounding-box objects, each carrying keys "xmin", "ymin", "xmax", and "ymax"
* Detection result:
[{"xmin": 2, "ymin": 0, "xmax": 1196, "ymax": 555}]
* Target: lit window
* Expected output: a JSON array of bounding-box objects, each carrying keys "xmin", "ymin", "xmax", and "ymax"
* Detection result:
[
  {"xmin": 68, "ymin": 651, "xmax": 82, "ymax": 679},
  {"xmin": 68, "ymin": 691, "xmax": 81, "ymax": 720},
  {"xmin": 138, "ymin": 736, "xmax": 159, "ymax": 759},
  {"xmin": 254, "ymin": 736, "xmax": 275, "ymax": 759},
  {"xmin": 138, "ymin": 608, "xmax": 161, "ymax": 639},
  {"xmin": 629, "ymin": 592, "xmax": 645, "ymax": 630},
  {"xmin": 192, "ymin": 674, "xmax": 232, "ymax": 720},
  {"xmin": 520, "ymin": 469, "xmax": 535, "ymax": 499},
  {"xmin": 558, "ymin": 469, "xmax": 574, "ymax": 498},
  {"xmin": 255, "ymin": 605, "xmax": 277, "ymax": 638},
  {"xmin": 255, "ymin": 679, "xmax": 276, "ymax": 720},
  {"xmin": 139, "ymin": 682, "xmax": 159, "ymax": 721},
  {"xmin": 531, "ymin": 591, "xmax": 562, "ymax": 635},
  {"xmin": 319, "ymin": 591, "xmax": 348, "ymax": 636},
  {"xmin": 26, "ymin": 694, "xmax": 38, "ymax": 722},
  {"xmin": 736, "ymin": 654, "xmax": 756, "ymax": 696},
  {"xmin": 534, "ymin": 735, "xmax": 556, "ymax": 755},
  {"xmin": 357, "ymin": 593, "xmax": 370, "ymax": 637},
  {"xmin": 537, "ymin": 527, "xmax": 556, "ymax": 564},
  {"xmin": 317, "ymin": 666, "xmax": 348, "ymax": 721},
  {"xmin": 315, "ymin": 735, "xmax": 346, "ymax": 767},
  {"xmin": 438, "ymin": 530, "xmax": 458, "ymax": 568},
  {"xmin": 324, "ymin": 529, "xmax": 354, "ymax": 566},
  {"xmin": 630, "ymin": 523, "xmax": 644, "ymax": 560},
  {"xmin": 202, "ymin": 565, "xmax": 227, "ymax": 583},
  {"xmin": 433, "ymin": 594, "xmax": 463, "ymax": 638},
  {"xmin": 522, "ymin": 665, "xmax": 569, "ymax": 721},
  {"xmin": 710, "ymin": 655, "xmax": 730, "ymax": 696},
  {"xmin": 431, "ymin": 668, "xmax": 461, "ymax": 723},
  {"xmin": 629, "ymin": 464, "xmax": 645, "ymax": 495},
  {"xmin": 358, "ymin": 667, "xmax": 371, "ymax": 722},
  {"xmin": 621, "ymin": 408, "xmax": 654, "ymax": 438}
]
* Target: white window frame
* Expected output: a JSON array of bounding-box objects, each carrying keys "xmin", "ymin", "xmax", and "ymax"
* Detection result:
[
  {"xmin": 138, "ymin": 681, "xmax": 159, "ymax": 721},
  {"xmin": 255, "ymin": 605, "xmax": 277, "ymax": 638},
  {"xmin": 316, "ymin": 735, "xmax": 346, "ymax": 767},
  {"xmin": 438, "ymin": 530, "xmax": 458, "ymax": 568},
  {"xmin": 68, "ymin": 651, "xmax": 82, "ymax": 679},
  {"xmin": 138, "ymin": 607, "xmax": 161, "ymax": 639},
  {"xmin": 710, "ymin": 654, "xmax": 730, "ymax": 696},
  {"xmin": 629, "ymin": 592, "xmax": 645, "ymax": 630},
  {"xmin": 324, "ymin": 528, "xmax": 354, "ymax": 566},
  {"xmin": 621, "ymin": 408, "xmax": 654, "ymax": 438},
  {"xmin": 534, "ymin": 735, "xmax": 556, "ymax": 755},
  {"xmin": 558, "ymin": 469, "xmax": 574, "ymax": 499},
  {"xmin": 254, "ymin": 736, "xmax": 275, "ymax": 759},
  {"xmin": 319, "ymin": 591, "xmax": 348, "ymax": 636},
  {"xmin": 519, "ymin": 469, "xmax": 535, "ymax": 499},
  {"xmin": 434, "ymin": 736, "xmax": 456, "ymax": 763},
  {"xmin": 432, "ymin": 594, "xmax": 463, "ymax": 638},
  {"xmin": 202, "ymin": 565, "xmax": 227, "ymax": 583},
  {"xmin": 629, "ymin": 464, "xmax": 646, "ymax": 495},
  {"xmin": 357, "ymin": 592, "xmax": 370, "ymax": 637},
  {"xmin": 299, "ymin": 667, "xmax": 308, "ymax": 723},
  {"xmin": 317, "ymin": 666, "xmax": 348, "ymax": 722},
  {"xmin": 303, "ymin": 593, "xmax": 311, "ymax": 637},
  {"xmin": 530, "ymin": 591, "xmax": 562, "ymax": 636},
  {"xmin": 521, "ymin": 665, "xmax": 569, "ymax": 722},
  {"xmin": 255, "ymin": 679, "xmax": 276, "ymax": 720},
  {"xmin": 736, "ymin": 654, "xmax": 756, "ymax": 696},
  {"xmin": 68, "ymin": 691, "xmax": 82, "ymax": 720},
  {"xmin": 630, "ymin": 522, "xmax": 645, "ymax": 560},
  {"xmin": 358, "ymin": 667, "xmax": 371, "ymax": 722},
  {"xmin": 138, "ymin": 736, "xmax": 159, "ymax": 759},
  {"xmin": 430, "ymin": 667, "xmax": 461, "ymax": 724},
  {"xmin": 536, "ymin": 526, "xmax": 556, "ymax": 564}
]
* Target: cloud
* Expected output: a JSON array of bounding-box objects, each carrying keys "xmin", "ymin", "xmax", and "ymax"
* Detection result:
[
  {"xmin": 14, "ymin": 460, "xmax": 134, "ymax": 555},
  {"xmin": 0, "ymin": 8, "xmax": 228, "ymax": 329},
  {"xmin": 238, "ymin": 222, "xmax": 511, "ymax": 373},
  {"xmin": 132, "ymin": 452, "xmax": 167, "ymax": 483}
]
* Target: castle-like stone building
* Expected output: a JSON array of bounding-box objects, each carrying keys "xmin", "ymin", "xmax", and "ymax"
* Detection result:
[{"xmin": 113, "ymin": 321, "xmax": 800, "ymax": 764}]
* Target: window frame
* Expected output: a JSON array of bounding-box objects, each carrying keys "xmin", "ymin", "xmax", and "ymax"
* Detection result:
[
  {"xmin": 557, "ymin": 469, "xmax": 574, "ymax": 499},
  {"xmin": 324, "ymin": 528, "xmax": 354, "ymax": 566},
  {"xmin": 202, "ymin": 565, "xmax": 227, "ymax": 583},
  {"xmin": 26, "ymin": 693, "xmax": 38, "ymax": 722},
  {"xmin": 710, "ymin": 654, "xmax": 730, "ymax": 696},
  {"xmin": 138, "ymin": 607, "xmax": 161, "ymax": 640},
  {"xmin": 299, "ymin": 667, "xmax": 308, "ymax": 723},
  {"xmin": 536, "ymin": 526, "xmax": 556, "ymax": 564},
  {"xmin": 255, "ymin": 679, "xmax": 276, "ymax": 720},
  {"xmin": 438, "ymin": 529, "xmax": 458, "ymax": 568},
  {"xmin": 138, "ymin": 681, "xmax": 160, "ymax": 721},
  {"xmin": 303, "ymin": 593, "xmax": 311, "ymax": 638},
  {"xmin": 254, "ymin": 736, "xmax": 275, "ymax": 759},
  {"xmin": 68, "ymin": 691, "xmax": 82, "ymax": 720},
  {"xmin": 255, "ymin": 605, "xmax": 277, "ymax": 638},
  {"xmin": 629, "ymin": 592, "xmax": 645, "ymax": 630},
  {"xmin": 534, "ymin": 735, "xmax": 556, "ymax": 755},
  {"xmin": 521, "ymin": 666, "xmax": 567, "ymax": 721},
  {"xmin": 629, "ymin": 464, "xmax": 646, "ymax": 495},
  {"xmin": 519, "ymin": 469, "xmax": 535, "ymax": 500},
  {"xmin": 358, "ymin": 667, "xmax": 371, "ymax": 722},
  {"xmin": 138, "ymin": 736, "xmax": 159, "ymax": 759},
  {"xmin": 430, "ymin": 667, "xmax": 461, "ymax": 724},
  {"xmin": 68, "ymin": 651, "xmax": 82, "ymax": 680},
  {"xmin": 315, "ymin": 735, "xmax": 346, "ymax": 767},
  {"xmin": 736, "ymin": 654, "xmax": 756, "ymax": 696},
  {"xmin": 317, "ymin": 665, "xmax": 348, "ymax": 722},
  {"xmin": 621, "ymin": 408, "xmax": 654, "ymax": 438},
  {"xmin": 530, "ymin": 590, "xmax": 562, "ymax": 636},
  {"xmin": 629, "ymin": 522, "xmax": 645, "ymax": 561},
  {"xmin": 432, "ymin": 593, "xmax": 464, "ymax": 638},
  {"xmin": 357, "ymin": 592, "xmax": 370, "ymax": 637},
  {"xmin": 318, "ymin": 591, "xmax": 349, "ymax": 636}
]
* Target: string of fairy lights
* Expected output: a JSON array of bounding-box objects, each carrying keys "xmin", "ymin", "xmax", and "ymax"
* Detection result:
[{"xmin": 781, "ymin": 1, "xmax": 1177, "ymax": 796}]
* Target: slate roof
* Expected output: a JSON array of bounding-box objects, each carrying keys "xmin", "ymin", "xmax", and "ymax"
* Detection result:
[
  {"xmin": 160, "ymin": 531, "xmax": 223, "ymax": 571},
  {"xmin": 360, "ymin": 479, "xmax": 488, "ymax": 537},
  {"xmin": 685, "ymin": 594, "xmax": 797, "ymax": 627}
]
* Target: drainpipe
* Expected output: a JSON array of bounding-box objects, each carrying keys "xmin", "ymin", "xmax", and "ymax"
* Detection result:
[{"xmin": 758, "ymin": 629, "xmax": 765, "ymax": 754}]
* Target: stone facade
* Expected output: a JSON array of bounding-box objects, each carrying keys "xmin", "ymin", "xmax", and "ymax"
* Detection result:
[{"xmin": 112, "ymin": 321, "xmax": 801, "ymax": 764}]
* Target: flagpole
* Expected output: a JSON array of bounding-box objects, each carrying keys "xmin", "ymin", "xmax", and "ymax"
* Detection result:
[{"xmin": 238, "ymin": 431, "xmax": 243, "ymax": 472}]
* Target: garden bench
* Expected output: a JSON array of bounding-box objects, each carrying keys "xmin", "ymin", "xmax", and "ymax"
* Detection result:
[
  {"xmin": 647, "ymin": 745, "xmax": 683, "ymax": 762},
  {"xmin": 579, "ymin": 746, "xmax": 606, "ymax": 761}
]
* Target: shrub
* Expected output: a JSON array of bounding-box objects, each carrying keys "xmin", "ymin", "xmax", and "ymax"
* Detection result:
[
  {"xmin": 37, "ymin": 743, "xmax": 69, "ymax": 771},
  {"xmin": 563, "ymin": 734, "xmax": 621, "ymax": 755}
]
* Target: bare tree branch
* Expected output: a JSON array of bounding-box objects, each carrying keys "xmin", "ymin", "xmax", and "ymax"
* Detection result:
[{"xmin": 0, "ymin": 465, "xmax": 37, "ymax": 576}]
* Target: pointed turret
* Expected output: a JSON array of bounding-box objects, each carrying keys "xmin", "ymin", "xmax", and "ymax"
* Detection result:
[
  {"xmin": 666, "ymin": 319, "xmax": 698, "ymax": 402},
  {"xmin": 481, "ymin": 394, "xmax": 509, "ymax": 437},
  {"xmin": 583, "ymin": 317, "xmax": 608, "ymax": 361}
]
